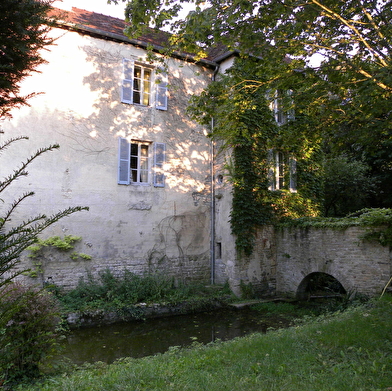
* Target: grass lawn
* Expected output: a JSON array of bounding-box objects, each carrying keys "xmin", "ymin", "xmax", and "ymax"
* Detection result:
[{"xmin": 17, "ymin": 296, "xmax": 392, "ymax": 391}]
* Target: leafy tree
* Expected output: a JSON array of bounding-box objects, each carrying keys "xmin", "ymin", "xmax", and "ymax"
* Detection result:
[
  {"xmin": 323, "ymin": 155, "xmax": 375, "ymax": 216},
  {"xmin": 0, "ymin": 283, "xmax": 60, "ymax": 383},
  {"xmin": 0, "ymin": 0, "xmax": 55, "ymax": 119},
  {"xmin": 121, "ymin": 0, "xmax": 391, "ymax": 94},
  {"xmin": 121, "ymin": 0, "xmax": 391, "ymax": 215}
]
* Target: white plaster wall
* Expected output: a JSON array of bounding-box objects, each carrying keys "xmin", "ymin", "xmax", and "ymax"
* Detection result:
[{"xmin": 1, "ymin": 27, "xmax": 215, "ymax": 289}]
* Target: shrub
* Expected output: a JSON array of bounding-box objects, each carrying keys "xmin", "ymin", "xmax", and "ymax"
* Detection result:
[
  {"xmin": 0, "ymin": 282, "xmax": 61, "ymax": 384},
  {"xmin": 53, "ymin": 269, "xmax": 230, "ymax": 314}
]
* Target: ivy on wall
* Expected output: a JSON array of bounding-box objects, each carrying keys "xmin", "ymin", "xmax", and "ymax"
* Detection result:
[
  {"xmin": 279, "ymin": 208, "xmax": 392, "ymax": 248},
  {"xmin": 189, "ymin": 57, "xmax": 323, "ymax": 256},
  {"xmin": 25, "ymin": 235, "xmax": 91, "ymax": 278}
]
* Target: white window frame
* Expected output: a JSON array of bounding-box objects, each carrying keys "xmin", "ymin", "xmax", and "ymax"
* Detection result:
[
  {"xmin": 118, "ymin": 138, "xmax": 166, "ymax": 186},
  {"xmin": 130, "ymin": 141, "xmax": 151, "ymax": 185},
  {"xmin": 268, "ymin": 150, "xmax": 297, "ymax": 192},
  {"xmin": 270, "ymin": 89, "xmax": 295, "ymax": 125},
  {"xmin": 121, "ymin": 59, "xmax": 168, "ymax": 110}
]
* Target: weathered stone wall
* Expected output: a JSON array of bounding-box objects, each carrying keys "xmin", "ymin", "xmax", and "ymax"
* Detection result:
[
  {"xmin": 216, "ymin": 224, "xmax": 392, "ymax": 298},
  {"xmin": 275, "ymin": 226, "xmax": 392, "ymax": 297}
]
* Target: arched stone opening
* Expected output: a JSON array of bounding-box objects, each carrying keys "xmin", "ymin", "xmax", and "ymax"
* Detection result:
[{"xmin": 296, "ymin": 272, "xmax": 346, "ymax": 300}]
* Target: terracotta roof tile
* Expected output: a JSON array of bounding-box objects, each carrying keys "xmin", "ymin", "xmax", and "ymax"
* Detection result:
[
  {"xmin": 50, "ymin": 7, "xmax": 170, "ymax": 47},
  {"xmin": 50, "ymin": 7, "xmax": 231, "ymax": 64}
]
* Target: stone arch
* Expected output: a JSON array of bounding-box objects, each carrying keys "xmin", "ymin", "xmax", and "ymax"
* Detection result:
[{"xmin": 296, "ymin": 272, "xmax": 346, "ymax": 300}]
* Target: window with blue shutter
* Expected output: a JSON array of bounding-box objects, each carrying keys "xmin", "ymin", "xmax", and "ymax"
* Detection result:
[
  {"xmin": 118, "ymin": 138, "xmax": 166, "ymax": 187},
  {"xmin": 121, "ymin": 59, "xmax": 167, "ymax": 109}
]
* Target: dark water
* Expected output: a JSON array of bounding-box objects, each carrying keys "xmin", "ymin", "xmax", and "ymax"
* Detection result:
[{"xmin": 62, "ymin": 308, "xmax": 291, "ymax": 365}]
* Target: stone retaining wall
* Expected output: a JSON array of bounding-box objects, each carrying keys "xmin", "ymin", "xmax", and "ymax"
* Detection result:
[{"xmin": 275, "ymin": 226, "xmax": 392, "ymax": 297}]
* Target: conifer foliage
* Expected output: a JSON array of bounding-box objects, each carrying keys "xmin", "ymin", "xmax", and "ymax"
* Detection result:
[{"xmin": 0, "ymin": 0, "xmax": 54, "ymax": 119}]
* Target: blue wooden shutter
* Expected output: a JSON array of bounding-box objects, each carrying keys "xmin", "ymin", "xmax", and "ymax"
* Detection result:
[
  {"xmin": 153, "ymin": 142, "xmax": 166, "ymax": 187},
  {"xmin": 155, "ymin": 70, "xmax": 168, "ymax": 110},
  {"xmin": 118, "ymin": 137, "xmax": 130, "ymax": 184},
  {"xmin": 121, "ymin": 59, "xmax": 134, "ymax": 104}
]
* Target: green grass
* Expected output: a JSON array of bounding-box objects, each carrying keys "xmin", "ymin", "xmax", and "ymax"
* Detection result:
[{"xmin": 17, "ymin": 296, "xmax": 392, "ymax": 391}]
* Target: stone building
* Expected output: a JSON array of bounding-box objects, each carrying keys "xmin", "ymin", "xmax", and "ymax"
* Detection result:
[
  {"xmin": 1, "ymin": 7, "xmax": 234, "ymax": 289},
  {"xmin": 3, "ymin": 7, "xmax": 388, "ymax": 297}
]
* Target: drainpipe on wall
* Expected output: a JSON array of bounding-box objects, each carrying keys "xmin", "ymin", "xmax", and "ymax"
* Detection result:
[{"xmin": 210, "ymin": 63, "xmax": 220, "ymax": 285}]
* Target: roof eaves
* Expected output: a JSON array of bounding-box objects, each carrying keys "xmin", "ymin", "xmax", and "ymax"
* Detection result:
[
  {"xmin": 213, "ymin": 50, "xmax": 239, "ymax": 63},
  {"xmin": 57, "ymin": 20, "xmax": 218, "ymax": 69}
]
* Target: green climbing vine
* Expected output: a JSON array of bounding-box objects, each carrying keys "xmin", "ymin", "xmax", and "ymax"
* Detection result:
[
  {"xmin": 25, "ymin": 235, "xmax": 91, "ymax": 278},
  {"xmin": 278, "ymin": 208, "xmax": 392, "ymax": 247}
]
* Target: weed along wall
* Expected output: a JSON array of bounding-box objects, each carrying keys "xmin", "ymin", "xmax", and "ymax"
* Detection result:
[{"xmin": 274, "ymin": 226, "xmax": 392, "ymax": 298}]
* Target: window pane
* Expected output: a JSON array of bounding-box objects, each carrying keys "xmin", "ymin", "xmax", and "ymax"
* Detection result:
[
  {"xmin": 131, "ymin": 169, "xmax": 138, "ymax": 182},
  {"xmin": 130, "ymin": 156, "xmax": 138, "ymax": 169},
  {"xmin": 129, "ymin": 142, "xmax": 150, "ymax": 184},
  {"xmin": 140, "ymin": 170, "xmax": 148, "ymax": 182},
  {"xmin": 141, "ymin": 145, "xmax": 148, "ymax": 156},
  {"xmin": 278, "ymin": 152, "xmax": 285, "ymax": 189},
  {"xmin": 143, "ymin": 92, "xmax": 150, "ymax": 106},
  {"xmin": 144, "ymin": 69, "xmax": 151, "ymax": 81},
  {"xmin": 130, "ymin": 144, "xmax": 138, "ymax": 156},
  {"xmin": 134, "ymin": 66, "xmax": 142, "ymax": 78},
  {"xmin": 140, "ymin": 158, "xmax": 148, "ymax": 171}
]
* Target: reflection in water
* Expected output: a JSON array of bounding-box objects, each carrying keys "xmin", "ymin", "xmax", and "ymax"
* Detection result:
[{"xmin": 62, "ymin": 308, "xmax": 289, "ymax": 365}]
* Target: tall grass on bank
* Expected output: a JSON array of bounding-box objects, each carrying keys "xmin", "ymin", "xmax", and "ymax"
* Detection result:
[{"xmin": 18, "ymin": 296, "xmax": 392, "ymax": 391}]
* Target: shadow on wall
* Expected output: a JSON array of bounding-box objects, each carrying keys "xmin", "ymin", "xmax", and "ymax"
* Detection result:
[{"xmin": 296, "ymin": 272, "xmax": 346, "ymax": 300}]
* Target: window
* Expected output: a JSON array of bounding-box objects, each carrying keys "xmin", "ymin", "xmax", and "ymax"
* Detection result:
[
  {"xmin": 270, "ymin": 89, "xmax": 294, "ymax": 125},
  {"xmin": 216, "ymin": 242, "xmax": 222, "ymax": 259},
  {"xmin": 121, "ymin": 59, "xmax": 168, "ymax": 110},
  {"xmin": 118, "ymin": 137, "xmax": 166, "ymax": 186},
  {"xmin": 268, "ymin": 150, "xmax": 297, "ymax": 192},
  {"xmin": 131, "ymin": 142, "xmax": 150, "ymax": 183}
]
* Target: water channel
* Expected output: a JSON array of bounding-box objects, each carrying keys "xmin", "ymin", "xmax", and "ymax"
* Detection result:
[{"xmin": 61, "ymin": 307, "xmax": 292, "ymax": 365}]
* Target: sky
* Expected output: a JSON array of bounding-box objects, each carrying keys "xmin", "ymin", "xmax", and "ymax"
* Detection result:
[
  {"xmin": 52, "ymin": 0, "xmax": 194, "ymax": 21},
  {"xmin": 53, "ymin": 0, "xmax": 127, "ymax": 19}
]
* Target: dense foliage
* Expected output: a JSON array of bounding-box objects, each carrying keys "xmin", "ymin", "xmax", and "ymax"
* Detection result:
[
  {"xmin": 0, "ymin": 0, "xmax": 55, "ymax": 119},
  {"xmin": 0, "ymin": 283, "xmax": 60, "ymax": 384},
  {"xmin": 51, "ymin": 268, "xmax": 231, "ymax": 315}
]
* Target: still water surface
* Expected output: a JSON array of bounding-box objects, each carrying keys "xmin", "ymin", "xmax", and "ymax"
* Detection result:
[{"xmin": 62, "ymin": 308, "xmax": 290, "ymax": 365}]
